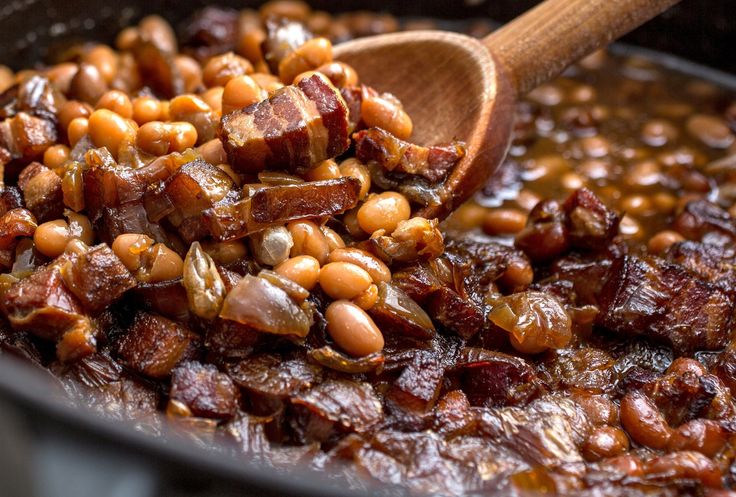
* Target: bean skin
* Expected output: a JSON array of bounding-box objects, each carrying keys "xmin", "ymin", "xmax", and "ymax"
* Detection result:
[{"xmin": 620, "ymin": 391, "xmax": 672, "ymax": 450}]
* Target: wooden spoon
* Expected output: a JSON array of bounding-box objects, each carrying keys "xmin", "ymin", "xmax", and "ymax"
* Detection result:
[{"xmin": 334, "ymin": 0, "xmax": 681, "ymax": 219}]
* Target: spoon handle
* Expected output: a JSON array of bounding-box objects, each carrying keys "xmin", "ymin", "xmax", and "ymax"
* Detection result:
[{"xmin": 485, "ymin": 0, "xmax": 681, "ymax": 95}]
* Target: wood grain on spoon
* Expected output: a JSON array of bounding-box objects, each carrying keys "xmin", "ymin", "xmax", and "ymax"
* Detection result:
[{"xmin": 334, "ymin": 0, "xmax": 681, "ymax": 219}]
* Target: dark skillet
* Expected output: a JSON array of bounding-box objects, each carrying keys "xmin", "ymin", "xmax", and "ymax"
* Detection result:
[{"xmin": 0, "ymin": 2, "xmax": 734, "ymax": 497}]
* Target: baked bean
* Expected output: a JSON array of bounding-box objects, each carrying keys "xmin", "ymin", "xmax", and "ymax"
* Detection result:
[
  {"xmin": 305, "ymin": 159, "xmax": 341, "ymax": 182},
  {"xmin": 57, "ymin": 102, "xmax": 91, "ymax": 137},
  {"xmin": 288, "ymin": 220, "xmax": 330, "ymax": 265},
  {"xmin": 561, "ymin": 172, "xmax": 585, "ymax": 190},
  {"xmin": 33, "ymin": 220, "xmax": 72, "ymax": 258},
  {"xmin": 67, "ymin": 117, "xmax": 89, "ymax": 147},
  {"xmin": 203, "ymin": 52, "xmax": 252, "ymax": 88},
  {"xmin": 527, "ymin": 84, "xmax": 563, "ymax": 106},
  {"xmin": 169, "ymin": 94, "xmax": 217, "ymax": 143},
  {"xmin": 338, "ymin": 158, "xmax": 371, "ymax": 199},
  {"xmin": 112, "ymin": 234, "xmax": 155, "ymax": 272},
  {"xmin": 250, "ymin": 72, "xmax": 283, "ymax": 94},
  {"xmin": 357, "ymin": 192, "xmax": 411, "ymax": 234},
  {"xmin": 88, "ymin": 109, "xmax": 137, "ymax": 157},
  {"xmin": 70, "ymin": 63, "xmax": 108, "ymax": 105},
  {"xmin": 667, "ymin": 357, "xmax": 707, "ymax": 377},
  {"xmin": 644, "ymin": 451, "xmax": 722, "ymax": 488},
  {"xmin": 136, "ymin": 121, "xmax": 197, "ymax": 155},
  {"xmin": 175, "ymin": 55, "xmax": 204, "ymax": 93},
  {"xmin": 274, "ymin": 255, "xmax": 321, "ymax": 290},
  {"xmin": 138, "ymin": 15, "xmax": 177, "ymax": 53},
  {"xmin": 361, "ymin": 91, "xmax": 413, "ymax": 140},
  {"xmin": 249, "ymin": 226, "xmax": 293, "ymax": 266},
  {"xmin": 625, "ymin": 160, "xmax": 661, "ymax": 187},
  {"xmin": 320, "ymin": 226, "xmax": 346, "ymax": 251},
  {"xmin": 687, "ymin": 114, "xmax": 734, "ymax": 149},
  {"xmin": 237, "ymin": 27, "xmax": 266, "ymax": 64},
  {"xmin": 201, "ymin": 87, "xmax": 224, "ymax": 115},
  {"xmin": 46, "ymin": 62, "xmax": 78, "ymax": 94},
  {"xmin": 526, "ymin": 155, "xmax": 569, "ymax": 181},
  {"xmin": 316, "ymin": 61, "xmax": 358, "ymax": 88},
  {"xmin": 483, "ymin": 208, "xmax": 528, "ymax": 236},
  {"xmin": 132, "ymin": 96, "xmax": 163, "ymax": 124},
  {"xmin": 600, "ymin": 455, "xmax": 643, "ymax": 477},
  {"xmin": 43, "ymin": 145, "xmax": 71, "ymax": 170},
  {"xmin": 579, "ymin": 159, "xmax": 610, "ymax": 180},
  {"xmin": 342, "ymin": 207, "xmax": 367, "ymax": 239},
  {"xmin": 620, "ymin": 194, "xmax": 654, "ymax": 216},
  {"xmin": 498, "ymin": 258, "xmax": 534, "ymax": 291},
  {"xmin": 96, "ymin": 90, "xmax": 133, "ymax": 119},
  {"xmin": 652, "ymin": 192, "xmax": 677, "ymax": 213},
  {"xmin": 641, "ymin": 118, "xmax": 678, "ymax": 146},
  {"xmin": 620, "ymin": 391, "xmax": 672, "ymax": 449},
  {"xmin": 325, "ymin": 300, "xmax": 384, "ymax": 357},
  {"xmin": 570, "ymin": 392, "xmax": 618, "ymax": 426},
  {"xmin": 147, "ymin": 243, "xmax": 184, "ymax": 282},
  {"xmin": 582, "ymin": 426, "xmax": 629, "ymax": 461},
  {"xmin": 328, "ymin": 247, "xmax": 391, "ymax": 283},
  {"xmin": 115, "ymin": 27, "xmax": 139, "ymax": 51},
  {"xmin": 279, "ymin": 37, "xmax": 333, "ymax": 84},
  {"xmin": 353, "ymin": 283, "xmax": 379, "ymax": 310},
  {"xmin": 200, "ymin": 239, "xmax": 248, "ymax": 266},
  {"xmin": 618, "ymin": 215, "xmax": 642, "ymax": 238},
  {"xmin": 83, "ymin": 45, "xmax": 118, "ymax": 84},
  {"xmin": 569, "ymin": 84, "xmax": 596, "ymax": 103},
  {"xmin": 449, "ymin": 203, "xmax": 487, "ymax": 230},
  {"xmin": 319, "ymin": 262, "xmax": 372, "ymax": 300},
  {"xmin": 667, "ymin": 419, "xmax": 727, "ymax": 457},
  {"xmin": 197, "ymin": 139, "xmax": 228, "ymax": 165},
  {"xmin": 648, "ymin": 230, "xmax": 685, "ymax": 254},
  {"xmin": 579, "ymin": 135, "xmax": 611, "ymax": 158},
  {"xmin": 221, "ymin": 75, "xmax": 266, "ymax": 115}
]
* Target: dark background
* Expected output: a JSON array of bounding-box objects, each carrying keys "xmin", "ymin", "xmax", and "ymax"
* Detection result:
[{"xmin": 0, "ymin": 0, "xmax": 733, "ymax": 73}]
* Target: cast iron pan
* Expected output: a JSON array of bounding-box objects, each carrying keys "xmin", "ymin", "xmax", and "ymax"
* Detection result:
[{"xmin": 0, "ymin": 2, "xmax": 734, "ymax": 497}]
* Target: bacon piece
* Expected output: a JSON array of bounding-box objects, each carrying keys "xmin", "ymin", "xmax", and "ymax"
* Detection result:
[
  {"xmin": 353, "ymin": 127, "xmax": 466, "ymax": 183},
  {"xmin": 17, "ymin": 162, "xmax": 63, "ymax": 222},
  {"xmin": 0, "ymin": 112, "xmax": 57, "ymax": 165},
  {"xmin": 219, "ymin": 73, "xmax": 349, "ymax": 173},
  {"xmin": 597, "ymin": 255, "xmax": 733, "ymax": 353},
  {"xmin": 117, "ymin": 313, "xmax": 200, "ymax": 378},
  {"xmin": 59, "ymin": 243, "xmax": 137, "ymax": 314},
  {"xmin": 562, "ymin": 187, "xmax": 620, "ymax": 251},
  {"xmin": 170, "ymin": 361, "xmax": 239, "ymax": 420},
  {"xmin": 0, "ymin": 208, "xmax": 36, "ymax": 250},
  {"xmin": 204, "ymin": 177, "xmax": 360, "ymax": 241},
  {"xmin": 262, "ymin": 17, "xmax": 313, "ymax": 73}
]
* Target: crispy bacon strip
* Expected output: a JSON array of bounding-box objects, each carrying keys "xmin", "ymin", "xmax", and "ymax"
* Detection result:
[
  {"xmin": 219, "ymin": 73, "xmax": 349, "ymax": 173},
  {"xmin": 353, "ymin": 127, "xmax": 466, "ymax": 183}
]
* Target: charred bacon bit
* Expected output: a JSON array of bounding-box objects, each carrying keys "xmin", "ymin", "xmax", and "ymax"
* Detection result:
[
  {"xmin": 0, "ymin": 75, "xmax": 63, "ymax": 123},
  {"xmin": 0, "ymin": 112, "xmax": 57, "ymax": 165},
  {"xmin": 134, "ymin": 41, "xmax": 184, "ymax": 99},
  {"xmin": 451, "ymin": 348, "xmax": 545, "ymax": 408},
  {"xmin": 596, "ymin": 255, "xmax": 733, "ymax": 353},
  {"xmin": 17, "ymin": 162, "xmax": 63, "ymax": 222},
  {"xmin": 0, "ymin": 186, "xmax": 24, "ymax": 215},
  {"xmin": 59, "ymin": 243, "xmax": 137, "ymax": 314},
  {"xmin": 353, "ymin": 127, "xmax": 466, "ymax": 183},
  {"xmin": 251, "ymin": 177, "xmax": 359, "ymax": 223},
  {"xmin": 290, "ymin": 379, "xmax": 382, "ymax": 440},
  {"xmin": 180, "ymin": 7, "xmax": 240, "ymax": 61},
  {"xmin": 149, "ymin": 158, "xmax": 235, "ymax": 242},
  {"xmin": 220, "ymin": 274, "xmax": 313, "ymax": 337},
  {"xmin": 205, "ymin": 177, "xmax": 360, "ymax": 241},
  {"xmin": 133, "ymin": 278, "xmax": 191, "ymax": 322},
  {"xmin": 227, "ymin": 354, "xmax": 322, "ymax": 415},
  {"xmin": 0, "ymin": 208, "xmax": 36, "ymax": 250},
  {"xmin": 98, "ymin": 202, "xmax": 170, "ymax": 246},
  {"xmin": 219, "ymin": 73, "xmax": 350, "ymax": 173},
  {"xmin": 117, "ymin": 313, "xmax": 200, "ymax": 379},
  {"xmin": 170, "ymin": 361, "xmax": 239, "ymax": 420},
  {"xmin": 562, "ymin": 187, "xmax": 620, "ymax": 251},
  {"xmin": 205, "ymin": 319, "xmax": 262, "ymax": 359},
  {"xmin": 1, "ymin": 263, "xmax": 83, "ymax": 340},
  {"xmin": 664, "ymin": 241, "xmax": 736, "ymax": 295},
  {"xmin": 672, "ymin": 199, "xmax": 736, "ymax": 244},
  {"xmin": 515, "ymin": 199, "xmax": 571, "ymax": 264},
  {"xmin": 387, "ymin": 351, "xmax": 444, "ymax": 414},
  {"xmin": 262, "ymin": 17, "xmax": 313, "ymax": 74}
]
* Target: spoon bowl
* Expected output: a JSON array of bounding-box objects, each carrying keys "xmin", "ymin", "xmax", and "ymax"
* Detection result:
[
  {"xmin": 335, "ymin": 0, "xmax": 681, "ymax": 219},
  {"xmin": 335, "ymin": 31, "xmax": 515, "ymax": 218}
]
